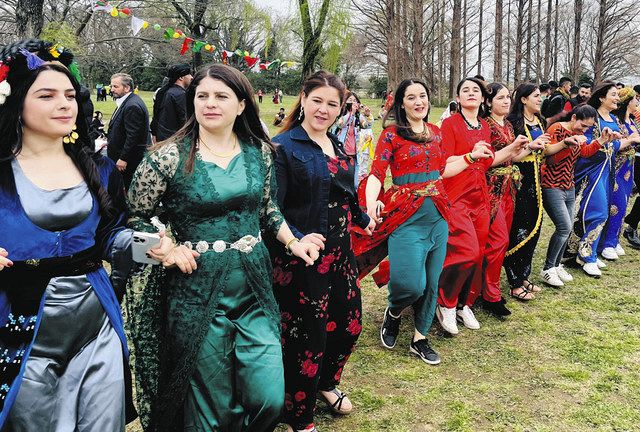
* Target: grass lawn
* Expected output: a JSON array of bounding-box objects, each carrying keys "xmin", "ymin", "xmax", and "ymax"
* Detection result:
[{"xmin": 120, "ymin": 92, "xmax": 640, "ymax": 431}]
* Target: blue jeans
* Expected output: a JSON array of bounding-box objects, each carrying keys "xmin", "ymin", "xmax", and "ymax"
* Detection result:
[{"xmin": 542, "ymin": 187, "xmax": 576, "ymax": 269}]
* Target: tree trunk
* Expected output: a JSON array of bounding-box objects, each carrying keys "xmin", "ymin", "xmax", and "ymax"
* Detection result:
[
  {"xmin": 553, "ymin": 0, "xmax": 559, "ymax": 79},
  {"xmin": 478, "ymin": 0, "xmax": 484, "ymax": 76},
  {"xmin": 299, "ymin": 0, "xmax": 331, "ymax": 81},
  {"xmin": 16, "ymin": 0, "xmax": 45, "ymax": 38},
  {"xmin": 535, "ymin": 0, "xmax": 542, "ymax": 83},
  {"xmin": 593, "ymin": 0, "xmax": 607, "ymax": 83},
  {"xmin": 543, "ymin": 0, "xmax": 552, "ymax": 81},
  {"xmin": 493, "ymin": 0, "xmax": 503, "ymax": 81},
  {"xmin": 572, "ymin": 0, "xmax": 584, "ymax": 81},
  {"xmin": 525, "ymin": 0, "xmax": 532, "ymax": 80},
  {"xmin": 412, "ymin": 0, "xmax": 424, "ymax": 79},
  {"xmin": 449, "ymin": 0, "xmax": 463, "ymax": 97},
  {"xmin": 506, "ymin": 0, "xmax": 512, "ymax": 84},
  {"xmin": 462, "ymin": 0, "xmax": 468, "ymax": 75},
  {"xmin": 514, "ymin": 0, "xmax": 526, "ymax": 84}
]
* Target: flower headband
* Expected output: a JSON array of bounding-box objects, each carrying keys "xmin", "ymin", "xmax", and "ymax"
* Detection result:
[{"xmin": 0, "ymin": 42, "xmax": 81, "ymax": 105}]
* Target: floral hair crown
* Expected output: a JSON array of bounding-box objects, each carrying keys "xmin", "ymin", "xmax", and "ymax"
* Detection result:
[{"xmin": 0, "ymin": 40, "xmax": 81, "ymax": 105}]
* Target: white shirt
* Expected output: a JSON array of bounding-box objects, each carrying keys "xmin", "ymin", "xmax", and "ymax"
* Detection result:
[{"xmin": 115, "ymin": 92, "xmax": 132, "ymax": 109}]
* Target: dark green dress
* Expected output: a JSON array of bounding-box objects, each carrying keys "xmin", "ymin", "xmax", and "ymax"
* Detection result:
[{"xmin": 126, "ymin": 139, "xmax": 285, "ymax": 431}]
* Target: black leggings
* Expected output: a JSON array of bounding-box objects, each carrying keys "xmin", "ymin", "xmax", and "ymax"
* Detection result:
[{"xmin": 624, "ymin": 156, "xmax": 640, "ymax": 229}]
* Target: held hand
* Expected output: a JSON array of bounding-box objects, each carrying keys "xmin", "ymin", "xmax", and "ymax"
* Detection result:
[
  {"xmin": 530, "ymin": 133, "xmax": 551, "ymax": 150},
  {"xmin": 471, "ymin": 141, "xmax": 493, "ymax": 160},
  {"xmin": 366, "ymin": 200, "xmax": 385, "ymax": 225},
  {"xmin": 574, "ymin": 134, "xmax": 588, "ymax": 144},
  {"xmin": 116, "ymin": 159, "xmax": 128, "ymax": 172},
  {"xmin": 162, "ymin": 245, "xmax": 200, "ymax": 274},
  {"xmin": 289, "ymin": 241, "xmax": 320, "ymax": 266},
  {"xmin": 600, "ymin": 127, "xmax": 613, "ymax": 142},
  {"xmin": 363, "ymin": 217, "xmax": 376, "ymax": 236},
  {"xmin": 0, "ymin": 248, "xmax": 13, "ymax": 271},
  {"xmin": 511, "ymin": 135, "xmax": 529, "ymax": 151},
  {"xmin": 299, "ymin": 233, "xmax": 326, "ymax": 251},
  {"xmin": 563, "ymin": 136, "xmax": 580, "ymax": 147},
  {"xmin": 611, "ymin": 131, "xmax": 623, "ymax": 141},
  {"xmin": 147, "ymin": 231, "xmax": 174, "ymax": 262}
]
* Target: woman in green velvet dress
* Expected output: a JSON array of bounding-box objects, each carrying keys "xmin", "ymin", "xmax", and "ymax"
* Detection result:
[{"xmin": 126, "ymin": 64, "xmax": 320, "ymax": 432}]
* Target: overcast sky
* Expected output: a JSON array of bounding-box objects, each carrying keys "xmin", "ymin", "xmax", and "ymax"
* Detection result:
[{"xmin": 253, "ymin": 0, "xmax": 295, "ymax": 16}]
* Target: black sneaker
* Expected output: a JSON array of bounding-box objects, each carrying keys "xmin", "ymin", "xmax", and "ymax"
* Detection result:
[
  {"xmin": 482, "ymin": 299, "xmax": 512, "ymax": 317},
  {"xmin": 623, "ymin": 227, "xmax": 640, "ymax": 249},
  {"xmin": 380, "ymin": 307, "xmax": 401, "ymax": 349},
  {"xmin": 409, "ymin": 338, "xmax": 441, "ymax": 365}
]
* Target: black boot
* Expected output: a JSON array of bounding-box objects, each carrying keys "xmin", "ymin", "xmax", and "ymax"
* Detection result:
[
  {"xmin": 623, "ymin": 227, "xmax": 640, "ymax": 249},
  {"xmin": 483, "ymin": 299, "xmax": 512, "ymax": 317}
]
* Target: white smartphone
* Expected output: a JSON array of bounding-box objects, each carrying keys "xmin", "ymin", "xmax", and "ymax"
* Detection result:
[{"xmin": 131, "ymin": 232, "xmax": 162, "ymax": 265}]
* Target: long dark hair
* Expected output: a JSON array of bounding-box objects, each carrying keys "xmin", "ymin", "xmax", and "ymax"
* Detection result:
[
  {"xmin": 456, "ymin": 77, "xmax": 490, "ymax": 117},
  {"xmin": 588, "ymin": 81, "xmax": 616, "ymax": 111},
  {"xmin": 382, "ymin": 78, "xmax": 433, "ymax": 143},
  {"xmin": 507, "ymin": 82, "xmax": 546, "ymax": 136},
  {"xmin": 0, "ymin": 39, "xmax": 114, "ymax": 217},
  {"xmin": 280, "ymin": 70, "xmax": 346, "ymax": 132},
  {"xmin": 159, "ymin": 63, "xmax": 273, "ymax": 173},
  {"xmin": 482, "ymin": 82, "xmax": 509, "ymax": 118}
]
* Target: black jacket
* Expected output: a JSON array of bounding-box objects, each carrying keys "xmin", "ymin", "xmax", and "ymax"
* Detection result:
[
  {"xmin": 150, "ymin": 85, "xmax": 187, "ymax": 141},
  {"xmin": 272, "ymin": 125, "xmax": 370, "ymax": 239},
  {"xmin": 107, "ymin": 93, "xmax": 151, "ymax": 164}
]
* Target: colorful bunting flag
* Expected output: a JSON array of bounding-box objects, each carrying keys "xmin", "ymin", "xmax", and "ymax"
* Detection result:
[
  {"xmin": 131, "ymin": 16, "xmax": 145, "ymax": 36},
  {"xmin": 93, "ymin": 1, "xmax": 296, "ymax": 72}
]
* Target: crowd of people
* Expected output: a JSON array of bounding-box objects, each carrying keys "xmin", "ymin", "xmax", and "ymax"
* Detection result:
[{"xmin": 0, "ymin": 38, "xmax": 638, "ymax": 432}]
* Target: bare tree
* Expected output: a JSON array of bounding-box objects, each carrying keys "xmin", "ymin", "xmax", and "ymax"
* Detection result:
[
  {"xmin": 494, "ymin": 0, "xmax": 503, "ymax": 81},
  {"xmin": 449, "ymin": 0, "xmax": 463, "ymax": 97}
]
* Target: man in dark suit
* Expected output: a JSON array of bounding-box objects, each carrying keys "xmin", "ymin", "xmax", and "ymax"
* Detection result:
[
  {"xmin": 107, "ymin": 73, "xmax": 151, "ymax": 188},
  {"xmin": 150, "ymin": 63, "xmax": 192, "ymax": 143}
]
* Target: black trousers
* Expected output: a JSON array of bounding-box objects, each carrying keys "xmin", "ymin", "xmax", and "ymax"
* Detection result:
[{"xmin": 624, "ymin": 156, "xmax": 640, "ymax": 229}]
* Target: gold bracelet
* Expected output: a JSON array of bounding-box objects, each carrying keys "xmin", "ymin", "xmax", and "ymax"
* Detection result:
[{"xmin": 285, "ymin": 238, "xmax": 299, "ymax": 255}]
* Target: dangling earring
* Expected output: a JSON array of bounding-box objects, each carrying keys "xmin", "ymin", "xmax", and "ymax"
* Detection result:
[
  {"xmin": 63, "ymin": 124, "xmax": 79, "ymax": 144},
  {"xmin": 298, "ymin": 106, "xmax": 304, "ymax": 121}
]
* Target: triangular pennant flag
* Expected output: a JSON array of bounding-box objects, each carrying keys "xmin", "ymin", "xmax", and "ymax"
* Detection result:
[
  {"xmin": 234, "ymin": 49, "xmax": 244, "ymax": 57},
  {"xmin": 131, "ymin": 16, "xmax": 145, "ymax": 36},
  {"xmin": 223, "ymin": 50, "xmax": 235, "ymax": 60},
  {"xmin": 180, "ymin": 37, "xmax": 194, "ymax": 55},
  {"xmin": 244, "ymin": 56, "xmax": 259, "ymax": 68},
  {"xmin": 259, "ymin": 62, "xmax": 269, "ymax": 71},
  {"xmin": 192, "ymin": 41, "xmax": 206, "ymax": 53},
  {"xmin": 163, "ymin": 27, "xmax": 174, "ymax": 40}
]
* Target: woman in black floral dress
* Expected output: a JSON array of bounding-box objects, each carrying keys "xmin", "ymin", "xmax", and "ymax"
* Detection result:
[{"xmin": 271, "ymin": 71, "xmax": 375, "ymax": 432}]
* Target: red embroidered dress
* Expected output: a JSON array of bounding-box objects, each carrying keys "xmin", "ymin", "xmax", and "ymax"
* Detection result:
[
  {"xmin": 438, "ymin": 113, "xmax": 495, "ymax": 309},
  {"xmin": 483, "ymin": 117, "xmax": 518, "ymax": 303},
  {"xmin": 353, "ymin": 124, "xmax": 450, "ymax": 284}
]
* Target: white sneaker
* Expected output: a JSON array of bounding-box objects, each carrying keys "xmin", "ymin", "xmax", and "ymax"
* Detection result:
[
  {"xmin": 436, "ymin": 305, "xmax": 459, "ymax": 335},
  {"xmin": 615, "ymin": 243, "xmax": 626, "ymax": 256},
  {"xmin": 555, "ymin": 265, "xmax": 574, "ymax": 282},
  {"xmin": 540, "ymin": 268, "xmax": 564, "ymax": 287},
  {"xmin": 596, "ymin": 258, "xmax": 607, "ymax": 269},
  {"xmin": 582, "ymin": 262, "xmax": 602, "ymax": 277},
  {"xmin": 601, "ymin": 247, "xmax": 619, "ymax": 260},
  {"xmin": 456, "ymin": 306, "xmax": 480, "ymax": 330}
]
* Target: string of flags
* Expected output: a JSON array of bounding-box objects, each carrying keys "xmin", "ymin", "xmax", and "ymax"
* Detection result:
[{"xmin": 92, "ymin": 1, "xmax": 299, "ymax": 71}]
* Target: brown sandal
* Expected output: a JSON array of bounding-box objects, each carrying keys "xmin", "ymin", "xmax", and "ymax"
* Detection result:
[
  {"xmin": 510, "ymin": 287, "xmax": 535, "ymax": 301},
  {"xmin": 523, "ymin": 279, "xmax": 542, "ymax": 293}
]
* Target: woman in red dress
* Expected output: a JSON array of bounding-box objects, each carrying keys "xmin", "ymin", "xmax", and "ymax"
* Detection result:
[
  {"xmin": 353, "ymin": 78, "xmax": 492, "ymax": 363},
  {"xmin": 481, "ymin": 83, "xmax": 530, "ymax": 316},
  {"xmin": 436, "ymin": 77, "xmax": 497, "ymax": 335}
]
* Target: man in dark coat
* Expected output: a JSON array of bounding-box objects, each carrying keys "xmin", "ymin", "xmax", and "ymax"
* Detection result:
[
  {"xmin": 150, "ymin": 63, "xmax": 192, "ymax": 143},
  {"xmin": 107, "ymin": 72, "xmax": 151, "ymax": 188}
]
